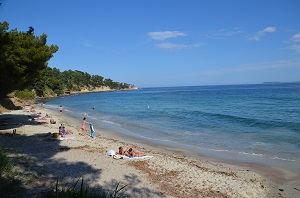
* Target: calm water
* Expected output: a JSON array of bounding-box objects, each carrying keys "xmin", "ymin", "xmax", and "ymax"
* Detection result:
[{"xmin": 44, "ymin": 83, "xmax": 300, "ymax": 171}]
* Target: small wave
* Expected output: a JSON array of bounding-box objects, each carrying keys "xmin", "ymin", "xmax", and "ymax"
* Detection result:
[
  {"xmin": 182, "ymin": 131, "xmax": 200, "ymax": 136},
  {"xmin": 44, "ymin": 104, "xmax": 59, "ymax": 109},
  {"xmin": 102, "ymin": 120, "xmax": 121, "ymax": 126},
  {"xmin": 237, "ymin": 151, "xmax": 300, "ymax": 163},
  {"xmin": 237, "ymin": 151, "xmax": 265, "ymax": 157},
  {"xmin": 270, "ymin": 156, "xmax": 300, "ymax": 162}
]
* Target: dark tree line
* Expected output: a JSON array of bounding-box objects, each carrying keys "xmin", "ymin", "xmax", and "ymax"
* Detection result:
[
  {"xmin": 34, "ymin": 67, "xmax": 133, "ymax": 97},
  {"xmin": 0, "ymin": 21, "xmax": 58, "ymax": 96}
]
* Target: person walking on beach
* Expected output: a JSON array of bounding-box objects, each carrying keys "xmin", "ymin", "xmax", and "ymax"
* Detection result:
[
  {"xmin": 59, "ymin": 105, "xmax": 63, "ymax": 115},
  {"xmin": 81, "ymin": 117, "xmax": 89, "ymax": 135}
]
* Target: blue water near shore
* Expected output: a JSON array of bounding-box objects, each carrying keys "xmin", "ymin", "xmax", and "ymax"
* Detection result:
[{"xmin": 44, "ymin": 83, "xmax": 300, "ymax": 172}]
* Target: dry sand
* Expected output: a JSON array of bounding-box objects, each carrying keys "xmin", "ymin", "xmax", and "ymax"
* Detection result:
[{"xmin": 1, "ymin": 105, "xmax": 300, "ymax": 197}]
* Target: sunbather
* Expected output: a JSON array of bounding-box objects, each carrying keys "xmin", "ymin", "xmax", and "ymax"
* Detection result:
[
  {"xmin": 118, "ymin": 146, "xmax": 148, "ymax": 157},
  {"xmin": 128, "ymin": 148, "xmax": 148, "ymax": 157},
  {"xmin": 58, "ymin": 126, "xmax": 64, "ymax": 136},
  {"xmin": 50, "ymin": 118, "xmax": 56, "ymax": 124},
  {"xmin": 118, "ymin": 146, "xmax": 130, "ymax": 156}
]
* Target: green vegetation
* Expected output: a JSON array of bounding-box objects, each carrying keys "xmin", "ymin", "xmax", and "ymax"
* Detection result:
[
  {"xmin": 0, "ymin": 147, "xmax": 12, "ymax": 175},
  {"xmin": 15, "ymin": 89, "xmax": 36, "ymax": 100},
  {"xmin": 47, "ymin": 179, "xmax": 127, "ymax": 198},
  {"xmin": 0, "ymin": 21, "xmax": 134, "ymax": 98},
  {"xmin": 0, "ymin": 21, "xmax": 58, "ymax": 96},
  {"xmin": 33, "ymin": 67, "xmax": 134, "ymax": 97}
]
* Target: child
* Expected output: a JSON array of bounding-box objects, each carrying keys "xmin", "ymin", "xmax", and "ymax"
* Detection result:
[{"xmin": 81, "ymin": 117, "xmax": 89, "ymax": 135}]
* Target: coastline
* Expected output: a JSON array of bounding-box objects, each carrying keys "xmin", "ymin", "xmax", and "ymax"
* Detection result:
[{"xmin": 1, "ymin": 105, "xmax": 299, "ymax": 197}]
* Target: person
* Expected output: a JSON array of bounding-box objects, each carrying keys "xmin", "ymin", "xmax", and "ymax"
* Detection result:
[
  {"xmin": 59, "ymin": 125, "xmax": 73, "ymax": 136},
  {"xmin": 62, "ymin": 126, "xmax": 67, "ymax": 135},
  {"xmin": 118, "ymin": 146, "xmax": 148, "ymax": 157},
  {"xmin": 58, "ymin": 126, "xmax": 64, "ymax": 136},
  {"xmin": 81, "ymin": 117, "xmax": 89, "ymax": 135},
  {"xmin": 59, "ymin": 105, "xmax": 63, "ymax": 115},
  {"xmin": 128, "ymin": 148, "xmax": 148, "ymax": 157},
  {"xmin": 66, "ymin": 127, "xmax": 73, "ymax": 134},
  {"xmin": 118, "ymin": 146, "xmax": 130, "ymax": 156},
  {"xmin": 50, "ymin": 118, "xmax": 56, "ymax": 124}
]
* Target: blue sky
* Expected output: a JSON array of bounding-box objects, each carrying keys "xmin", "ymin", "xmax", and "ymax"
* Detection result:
[{"xmin": 1, "ymin": 0, "xmax": 300, "ymax": 88}]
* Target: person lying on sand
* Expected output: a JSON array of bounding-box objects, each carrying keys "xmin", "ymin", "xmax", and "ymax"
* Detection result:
[
  {"xmin": 118, "ymin": 146, "xmax": 149, "ymax": 157},
  {"xmin": 50, "ymin": 118, "xmax": 56, "ymax": 124},
  {"xmin": 58, "ymin": 126, "xmax": 64, "ymax": 136},
  {"xmin": 35, "ymin": 117, "xmax": 47, "ymax": 120},
  {"xmin": 59, "ymin": 126, "xmax": 73, "ymax": 136},
  {"xmin": 128, "ymin": 148, "xmax": 149, "ymax": 157},
  {"xmin": 65, "ymin": 127, "xmax": 73, "ymax": 134},
  {"xmin": 118, "ymin": 146, "xmax": 130, "ymax": 156}
]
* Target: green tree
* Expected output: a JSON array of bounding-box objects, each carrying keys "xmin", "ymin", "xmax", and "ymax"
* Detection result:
[{"xmin": 0, "ymin": 21, "xmax": 58, "ymax": 96}]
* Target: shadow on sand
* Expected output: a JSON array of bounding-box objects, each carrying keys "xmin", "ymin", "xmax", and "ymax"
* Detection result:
[{"xmin": 0, "ymin": 113, "xmax": 166, "ymax": 197}]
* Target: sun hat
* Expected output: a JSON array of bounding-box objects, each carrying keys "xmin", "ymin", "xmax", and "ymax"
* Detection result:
[{"xmin": 113, "ymin": 154, "xmax": 122, "ymax": 159}]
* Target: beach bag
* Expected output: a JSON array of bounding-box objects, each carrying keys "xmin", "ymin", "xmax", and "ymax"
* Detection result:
[
  {"xmin": 90, "ymin": 123, "xmax": 96, "ymax": 138},
  {"xmin": 106, "ymin": 150, "xmax": 116, "ymax": 156}
]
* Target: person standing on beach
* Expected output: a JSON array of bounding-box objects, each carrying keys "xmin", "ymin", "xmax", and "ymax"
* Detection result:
[
  {"xmin": 81, "ymin": 117, "xmax": 89, "ymax": 135},
  {"xmin": 59, "ymin": 105, "xmax": 63, "ymax": 115}
]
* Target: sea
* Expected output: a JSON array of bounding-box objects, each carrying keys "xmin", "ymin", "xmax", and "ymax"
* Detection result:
[{"xmin": 43, "ymin": 83, "xmax": 300, "ymax": 172}]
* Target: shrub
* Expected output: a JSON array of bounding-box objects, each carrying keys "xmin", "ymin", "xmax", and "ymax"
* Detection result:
[
  {"xmin": 0, "ymin": 147, "xmax": 12, "ymax": 175},
  {"xmin": 15, "ymin": 90, "xmax": 35, "ymax": 100}
]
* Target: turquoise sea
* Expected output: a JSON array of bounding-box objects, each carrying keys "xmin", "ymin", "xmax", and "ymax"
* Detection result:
[{"xmin": 44, "ymin": 83, "xmax": 300, "ymax": 172}]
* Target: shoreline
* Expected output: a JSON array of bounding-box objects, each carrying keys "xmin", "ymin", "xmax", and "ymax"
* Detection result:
[
  {"xmin": 34, "ymin": 86, "xmax": 139, "ymax": 100},
  {"xmin": 1, "ymin": 105, "xmax": 299, "ymax": 197}
]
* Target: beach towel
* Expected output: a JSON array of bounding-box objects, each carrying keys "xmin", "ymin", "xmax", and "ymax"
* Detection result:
[
  {"xmin": 123, "ymin": 155, "xmax": 153, "ymax": 159},
  {"xmin": 89, "ymin": 123, "xmax": 96, "ymax": 138},
  {"xmin": 59, "ymin": 136, "xmax": 76, "ymax": 140},
  {"xmin": 113, "ymin": 154, "xmax": 153, "ymax": 160}
]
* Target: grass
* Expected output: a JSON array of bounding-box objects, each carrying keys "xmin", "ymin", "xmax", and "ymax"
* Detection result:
[
  {"xmin": 0, "ymin": 148, "xmax": 12, "ymax": 175},
  {"xmin": 47, "ymin": 178, "xmax": 128, "ymax": 198}
]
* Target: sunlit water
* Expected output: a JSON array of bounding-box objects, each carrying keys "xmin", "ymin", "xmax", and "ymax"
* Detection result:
[{"xmin": 44, "ymin": 83, "xmax": 300, "ymax": 172}]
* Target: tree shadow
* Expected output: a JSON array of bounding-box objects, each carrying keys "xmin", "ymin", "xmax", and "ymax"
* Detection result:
[
  {"xmin": 0, "ymin": 97, "xmax": 22, "ymax": 111},
  {"xmin": 0, "ymin": 114, "xmax": 167, "ymax": 197},
  {"xmin": 0, "ymin": 113, "xmax": 46, "ymax": 130},
  {"xmin": 102, "ymin": 175, "xmax": 167, "ymax": 197}
]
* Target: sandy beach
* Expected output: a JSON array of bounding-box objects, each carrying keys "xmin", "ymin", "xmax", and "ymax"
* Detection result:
[{"xmin": 1, "ymin": 104, "xmax": 300, "ymax": 197}]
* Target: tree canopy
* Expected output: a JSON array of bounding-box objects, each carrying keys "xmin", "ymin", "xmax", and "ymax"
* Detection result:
[
  {"xmin": 0, "ymin": 21, "xmax": 134, "ymax": 98},
  {"xmin": 0, "ymin": 21, "xmax": 59, "ymax": 96},
  {"xmin": 33, "ymin": 67, "xmax": 133, "ymax": 97}
]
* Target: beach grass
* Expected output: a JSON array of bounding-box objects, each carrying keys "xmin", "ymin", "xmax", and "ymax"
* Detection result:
[
  {"xmin": 47, "ymin": 178, "xmax": 103, "ymax": 198},
  {"xmin": 47, "ymin": 178, "xmax": 127, "ymax": 198}
]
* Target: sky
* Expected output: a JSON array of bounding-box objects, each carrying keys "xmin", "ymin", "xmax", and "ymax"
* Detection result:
[{"xmin": 1, "ymin": 0, "xmax": 300, "ymax": 88}]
